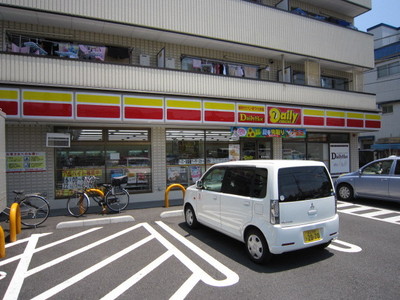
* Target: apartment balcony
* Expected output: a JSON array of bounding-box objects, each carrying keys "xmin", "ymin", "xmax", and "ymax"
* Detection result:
[
  {"xmin": 0, "ymin": 1, "xmax": 374, "ymax": 69},
  {"xmin": 299, "ymin": 0, "xmax": 371, "ymax": 18},
  {"xmin": 0, "ymin": 53, "xmax": 376, "ymax": 112}
]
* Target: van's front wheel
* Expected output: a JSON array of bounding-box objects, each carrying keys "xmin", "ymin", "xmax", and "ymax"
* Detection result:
[{"xmin": 245, "ymin": 228, "xmax": 272, "ymax": 264}]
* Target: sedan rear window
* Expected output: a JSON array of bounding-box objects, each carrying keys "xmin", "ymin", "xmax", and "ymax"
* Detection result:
[{"xmin": 278, "ymin": 166, "xmax": 333, "ymax": 201}]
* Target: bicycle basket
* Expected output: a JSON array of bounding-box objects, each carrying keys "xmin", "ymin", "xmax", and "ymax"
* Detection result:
[
  {"xmin": 83, "ymin": 176, "xmax": 98, "ymax": 189},
  {"xmin": 111, "ymin": 175, "xmax": 128, "ymax": 187}
]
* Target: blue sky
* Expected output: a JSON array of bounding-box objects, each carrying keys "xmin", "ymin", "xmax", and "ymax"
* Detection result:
[{"xmin": 354, "ymin": 0, "xmax": 400, "ymax": 32}]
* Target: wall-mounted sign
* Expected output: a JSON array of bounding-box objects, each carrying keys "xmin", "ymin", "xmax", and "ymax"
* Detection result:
[
  {"xmin": 237, "ymin": 103, "xmax": 265, "ymax": 124},
  {"xmin": 231, "ymin": 127, "xmax": 306, "ymax": 138},
  {"xmin": 6, "ymin": 152, "xmax": 46, "ymax": 172},
  {"xmin": 268, "ymin": 106, "xmax": 301, "ymax": 125},
  {"xmin": 330, "ymin": 143, "xmax": 350, "ymax": 174}
]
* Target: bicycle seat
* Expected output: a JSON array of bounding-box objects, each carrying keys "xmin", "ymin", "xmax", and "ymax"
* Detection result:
[{"xmin": 13, "ymin": 190, "xmax": 24, "ymax": 195}]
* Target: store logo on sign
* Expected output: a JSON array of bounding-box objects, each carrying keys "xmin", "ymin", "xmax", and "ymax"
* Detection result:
[
  {"xmin": 268, "ymin": 107, "xmax": 301, "ymax": 125},
  {"xmin": 239, "ymin": 113, "xmax": 264, "ymax": 123}
]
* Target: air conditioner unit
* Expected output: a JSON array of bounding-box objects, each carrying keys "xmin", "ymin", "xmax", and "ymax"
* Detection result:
[
  {"xmin": 139, "ymin": 54, "xmax": 150, "ymax": 66},
  {"xmin": 46, "ymin": 133, "xmax": 71, "ymax": 148}
]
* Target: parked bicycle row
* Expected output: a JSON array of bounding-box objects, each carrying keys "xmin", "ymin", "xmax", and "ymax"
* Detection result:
[{"xmin": 1, "ymin": 175, "xmax": 130, "ymax": 228}]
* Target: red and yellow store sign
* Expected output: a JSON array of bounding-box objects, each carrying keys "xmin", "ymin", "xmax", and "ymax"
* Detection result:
[
  {"xmin": 237, "ymin": 103, "xmax": 265, "ymax": 124},
  {"xmin": 267, "ymin": 106, "xmax": 301, "ymax": 125},
  {"xmin": 0, "ymin": 87, "xmax": 381, "ymax": 131}
]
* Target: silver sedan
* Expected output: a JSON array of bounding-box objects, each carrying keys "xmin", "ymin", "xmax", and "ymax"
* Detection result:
[{"xmin": 335, "ymin": 156, "xmax": 400, "ymax": 202}]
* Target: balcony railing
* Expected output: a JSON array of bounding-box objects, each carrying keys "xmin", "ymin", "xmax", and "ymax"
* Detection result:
[{"xmin": 0, "ymin": 53, "xmax": 376, "ymax": 112}]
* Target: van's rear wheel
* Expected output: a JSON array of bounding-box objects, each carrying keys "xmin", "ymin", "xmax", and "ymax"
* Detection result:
[
  {"xmin": 245, "ymin": 228, "xmax": 272, "ymax": 264},
  {"xmin": 185, "ymin": 204, "xmax": 199, "ymax": 229}
]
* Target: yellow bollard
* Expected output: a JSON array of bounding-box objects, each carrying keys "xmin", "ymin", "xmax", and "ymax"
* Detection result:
[
  {"xmin": 9, "ymin": 203, "xmax": 21, "ymax": 243},
  {"xmin": 0, "ymin": 226, "xmax": 5, "ymax": 258},
  {"xmin": 164, "ymin": 184, "xmax": 186, "ymax": 208}
]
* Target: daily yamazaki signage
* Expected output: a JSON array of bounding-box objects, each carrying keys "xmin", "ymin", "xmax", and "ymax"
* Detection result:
[
  {"xmin": 268, "ymin": 106, "xmax": 301, "ymax": 125},
  {"xmin": 231, "ymin": 127, "xmax": 306, "ymax": 138},
  {"xmin": 0, "ymin": 87, "xmax": 381, "ymax": 130},
  {"xmin": 237, "ymin": 103, "xmax": 265, "ymax": 124}
]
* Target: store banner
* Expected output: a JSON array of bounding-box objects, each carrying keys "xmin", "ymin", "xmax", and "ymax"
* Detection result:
[
  {"xmin": 330, "ymin": 144, "xmax": 350, "ymax": 174},
  {"xmin": 6, "ymin": 152, "xmax": 46, "ymax": 172},
  {"xmin": 231, "ymin": 127, "xmax": 306, "ymax": 138}
]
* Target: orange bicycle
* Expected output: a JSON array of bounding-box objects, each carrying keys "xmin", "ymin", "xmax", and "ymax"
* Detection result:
[{"xmin": 66, "ymin": 175, "xmax": 129, "ymax": 217}]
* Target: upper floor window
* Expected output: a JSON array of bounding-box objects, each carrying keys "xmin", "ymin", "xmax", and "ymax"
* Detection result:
[
  {"xmin": 381, "ymin": 104, "xmax": 393, "ymax": 114},
  {"xmin": 181, "ymin": 56, "xmax": 260, "ymax": 79},
  {"xmin": 6, "ymin": 32, "xmax": 131, "ymax": 64},
  {"xmin": 377, "ymin": 61, "xmax": 400, "ymax": 78}
]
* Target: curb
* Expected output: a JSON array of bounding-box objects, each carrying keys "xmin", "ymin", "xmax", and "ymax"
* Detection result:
[
  {"xmin": 56, "ymin": 215, "xmax": 135, "ymax": 229},
  {"xmin": 160, "ymin": 210, "xmax": 183, "ymax": 218}
]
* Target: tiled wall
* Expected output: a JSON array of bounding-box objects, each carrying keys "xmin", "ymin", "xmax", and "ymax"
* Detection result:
[{"xmin": 5, "ymin": 124, "xmax": 55, "ymax": 205}]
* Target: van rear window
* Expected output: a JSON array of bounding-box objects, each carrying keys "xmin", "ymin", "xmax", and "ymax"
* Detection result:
[{"xmin": 278, "ymin": 166, "xmax": 333, "ymax": 202}]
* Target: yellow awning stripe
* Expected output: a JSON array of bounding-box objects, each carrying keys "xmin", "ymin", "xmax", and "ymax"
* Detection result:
[
  {"xmin": 303, "ymin": 109, "xmax": 324, "ymax": 116},
  {"xmin": 326, "ymin": 111, "xmax": 345, "ymax": 118},
  {"xmin": 347, "ymin": 112, "xmax": 364, "ymax": 119},
  {"xmin": 124, "ymin": 97, "xmax": 163, "ymax": 107},
  {"xmin": 365, "ymin": 114, "xmax": 381, "ymax": 120},
  {"xmin": 167, "ymin": 100, "xmax": 201, "ymax": 109},
  {"xmin": 0, "ymin": 89, "xmax": 18, "ymax": 100},
  {"xmin": 23, "ymin": 91, "xmax": 72, "ymax": 102},
  {"xmin": 204, "ymin": 102, "xmax": 235, "ymax": 111},
  {"xmin": 77, "ymin": 94, "xmax": 120, "ymax": 104}
]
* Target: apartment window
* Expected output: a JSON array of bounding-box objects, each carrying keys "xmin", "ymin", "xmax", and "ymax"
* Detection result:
[
  {"xmin": 6, "ymin": 32, "xmax": 131, "ymax": 64},
  {"xmin": 321, "ymin": 76, "xmax": 348, "ymax": 90},
  {"xmin": 377, "ymin": 61, "xmax": 400, "ymax": 78},
  {"xmin": 381, "ymin": 104, "xmax": 393, "ymax": 114},
  {"xmin": 181, "ymin": 56, "xmax": 260, "ymax": 79}
]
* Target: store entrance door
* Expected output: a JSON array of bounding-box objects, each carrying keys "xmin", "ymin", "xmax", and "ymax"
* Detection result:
[{"xmin": 241, "ymin": 139, "xmax": 272, "ymax": 160}]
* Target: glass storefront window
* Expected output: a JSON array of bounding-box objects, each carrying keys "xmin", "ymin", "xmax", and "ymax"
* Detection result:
[
  {"xmin": 282, "ymin": 139, "xmax": 306, "ymax": 160},
  {"xmin": 55, "ymin": 128, "xmax": 151, "ymax": 198},
  {"xmin": 166, "ymin": 130, "xmax": 205, "ymax": 186},
  {"xmin": 166, "ymin": 129, "xmax": 238, "ymax": 187},
  {"xmin": 206, "ymin": 130, "xmax": 236, "ymax": 167}
]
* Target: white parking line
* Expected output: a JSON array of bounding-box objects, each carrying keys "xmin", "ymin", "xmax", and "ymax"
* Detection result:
[
  {"xmin": 337, "ymin": 201, "xmax": 400, "ymax": 225},
  {"xmin": 4, "ymin": 222, "xmax": 238, "ymax": 300}
]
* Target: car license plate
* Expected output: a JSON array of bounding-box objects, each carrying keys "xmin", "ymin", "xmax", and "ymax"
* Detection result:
[{"xmin": 303, "ymin": 229, "xmax": 322, "ymax": 243}]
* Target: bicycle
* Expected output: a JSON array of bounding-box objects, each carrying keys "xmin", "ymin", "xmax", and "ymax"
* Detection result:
[
  {"xmin": 2, "ymin": 191, "xmax": 50, "ymax": 227},
  {"xmin": 67, "ymin": 175, "xmax": 130, "ymax": 217}
]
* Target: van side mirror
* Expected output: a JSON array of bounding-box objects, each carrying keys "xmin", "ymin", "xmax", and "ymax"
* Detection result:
[{"xmin": 196, "ymin": 180, "xmax": 203, "ymax": 189}]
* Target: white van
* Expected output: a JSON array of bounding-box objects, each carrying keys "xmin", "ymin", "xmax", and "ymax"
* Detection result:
[{"xmin": 183, "ymin": 160, "xmax": 339, "ymax": 264}]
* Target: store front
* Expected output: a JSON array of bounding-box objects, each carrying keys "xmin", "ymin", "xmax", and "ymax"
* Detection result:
[{"xmin": 1, "ymin": 86, "xmax": 381, "ymax": 205}]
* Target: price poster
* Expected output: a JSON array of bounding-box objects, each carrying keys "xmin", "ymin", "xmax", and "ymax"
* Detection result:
[{"xmin": 6, "ymin": 152, "xmax": 46, "ymax": 172}]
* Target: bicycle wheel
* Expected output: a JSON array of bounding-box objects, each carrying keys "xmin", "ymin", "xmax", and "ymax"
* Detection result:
[
  {"xmin": 105, "ymin": 187, "xmax": 129, "ymax": 212},
  {"xmin": 19, "ymin": 195, "xmax": 50, "ymax": 227},
  {"xmin": 67, "ymin": 192, "xmax": 89, "ymax": 217}
]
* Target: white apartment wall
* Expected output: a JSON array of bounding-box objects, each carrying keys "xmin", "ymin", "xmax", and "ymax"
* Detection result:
[
  {"xmin": 1, "ymin": 54, "xmax": 377, "ymax": 112},
  {"xmin": 0, "ymin": 111, "xmax": 5, "ymax": 212},
  {"xmin": 0, "ymin": 0, "xmax": 374, "ymax": 68},
  {"xmin": 369, "ymin": 26, "xmax": 399, "ymax": 48},
  {"xmin": 364, "ymin": 59, "xmax": 400, "ymax": 103}
]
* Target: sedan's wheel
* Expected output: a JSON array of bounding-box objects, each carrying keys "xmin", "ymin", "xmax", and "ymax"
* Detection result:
[
  {"xmin": 337, "ymin": 184, "xmax": 354, "ymax": 200},
  {"xmin": 245, "ymin": 228, "xmax": 272, "ymax": 264},
  {"xmin": 185, "ymin": 205, "xmax": 199, "ymax": 229}
]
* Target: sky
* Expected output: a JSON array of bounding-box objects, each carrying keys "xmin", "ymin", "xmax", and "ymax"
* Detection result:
[{"xmin": 354, "ymin": 0, "xmax": 400, "ymax": 32}]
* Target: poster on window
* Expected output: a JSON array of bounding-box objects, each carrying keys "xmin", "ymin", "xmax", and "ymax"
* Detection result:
[
  {"xmin": 330, "ymin": 144, "xmax": 350, "ymax": 174},
  {"xmin": 229, "ymin": 144, "xmax": 240, "ymax": 161},
  {"xmin": 6, "ymin": 152, "xmax": 46, "ymax": 172}
]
